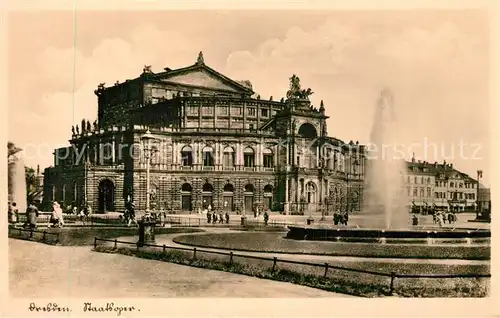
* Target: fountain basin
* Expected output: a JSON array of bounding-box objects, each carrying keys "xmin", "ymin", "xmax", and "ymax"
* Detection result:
[{"xmin": 286, "ymin": 226, "xmax": 491, "ymax": 243}]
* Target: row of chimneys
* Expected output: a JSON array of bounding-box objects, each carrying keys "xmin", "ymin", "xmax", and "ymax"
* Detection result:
[{"xmin": 411, "ymin": 157, "xmax": 453, "ymax": 169}]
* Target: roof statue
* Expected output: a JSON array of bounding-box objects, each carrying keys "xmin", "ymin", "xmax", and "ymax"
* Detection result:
[
  {"xmin": 286, "ymin": 74, "xmax": 314, "ymax": 100},
  {"xmin": 93, "ymin": 120, "xmax": 98, "ymax": 131},
  {"xmin": 94, "ymin": 82, "xmax": 106, "ymax": 96},
  {"xmin": 86, "ymin": 120, "xmax": 91, "ymax": 132},
  {"xmin": 71, "ymin": 125, "xmax": 75, "ymax": 135},
  {"xmin": 143, "ymin": 65, "xmax": 152, "ymax": 73},
  {"xmin": 197, "ymin": 51, "xmax": 205, "ymax": 65}
]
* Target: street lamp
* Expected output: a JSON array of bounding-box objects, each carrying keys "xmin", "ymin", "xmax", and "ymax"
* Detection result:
[
  {"xmin": 138, "ymin": 128, "xmax": 157, "ymax": 247},
  {"xmin": 141, "ymin": 128, "xmax": 155, "ymax": 217}
]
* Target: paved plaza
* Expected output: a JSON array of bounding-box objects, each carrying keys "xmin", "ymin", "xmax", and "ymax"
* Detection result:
[{"xmin": 9, "ymin": 239, "xmax": 349, "ymax": 298}]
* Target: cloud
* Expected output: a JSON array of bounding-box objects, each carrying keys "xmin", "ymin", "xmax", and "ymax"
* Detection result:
[
  {"xmin": 223, "ymin": 15, "xmax": 489, "ymax": 182},
  {"xmin": 9, "ymin": 24, "xmax": 210, "ymax": 169}
]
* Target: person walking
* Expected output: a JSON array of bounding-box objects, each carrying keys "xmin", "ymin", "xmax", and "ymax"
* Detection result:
[
  {"xmin": 12, "ymin": 202, "xmax": 19, "ymax": 224},
  {"xmin": 263, "ymin": 211, "xmax": 269, "ymax": 226},
  {"xmin": 127, "ymin": 202, "xmax": 138, "ymax": 227},
  {"xmin": 225, "ymin": 212, "xmax": 230, "ymax": 224},
  {"xmin": 26, "ymin": 203, "xmax": 39, "ymax": 229}
]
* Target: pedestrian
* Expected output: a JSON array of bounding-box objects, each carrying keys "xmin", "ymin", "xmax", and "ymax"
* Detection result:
[
  {"xmin": 26, "ymin": 202, "xmax": 39, "ymax": 229},
  {"xmin": 263, "ymin": 211, "xmax": 269, "ymax": 226},
  {"xmin": 207, "ymin": 210, "xmax": 212, "ymax": 223},
  {"xmin": 447, "ymin": 212, "xmax": 453, "ymax": 224},
  {"xmin": 212, "ymin": 211, "xmax": 218, "ymax": 224},
  {"xmin": 12, "ymin": 202, "xmax": 19, "ymax": 224},
  {"xmin": 127, "ymin": 202, "xmax": 138, "ymax": 227},
  {"xmin": 412, "ymin": 213, "xmax": 419, "ymax": 226},
  {"xmin": 333, "ymin": 212, "xmax": 339, "ymax": 225},
  {"xmin": 225, "ymin": 212, "xmax": 229, "ymax": 224}
]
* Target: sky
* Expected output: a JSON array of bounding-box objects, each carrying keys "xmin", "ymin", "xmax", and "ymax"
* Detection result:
[{"xmin": 7, "ymin": 10, "xmax": 491, "ymax": 185}]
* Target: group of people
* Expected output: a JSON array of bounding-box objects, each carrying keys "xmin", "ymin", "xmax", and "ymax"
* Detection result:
[
  {"xmin": 206, "ymin": 206, "xmax": 230, "ymax": 224},
  {"xmin": 433, "ymin": 211, "xmax": 458, "ymax": 227},
  {"xmin": 333, "ymin": 210, "xmax": 349, "ymax": 226}
]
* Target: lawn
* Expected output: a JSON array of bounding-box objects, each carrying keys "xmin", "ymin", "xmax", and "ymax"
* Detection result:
[
  {"xmin": 8, "ymin": 226, "xmax": 204, "ymax": 246},
  {"xmin": 172, "ymin": 232, "xmax": 490, "ymax": 260},
  {"xmin": 94, "ymin": 244, "xmax": 490, "ymax": 297}
]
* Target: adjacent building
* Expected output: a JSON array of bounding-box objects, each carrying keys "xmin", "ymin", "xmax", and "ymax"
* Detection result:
[{"xmin": 403, "ymin": 156, "xmax": 479, "ymax": 212}]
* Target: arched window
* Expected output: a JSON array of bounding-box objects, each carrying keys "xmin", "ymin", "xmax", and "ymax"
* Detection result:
[
  {"xmin": 305, "ymin": 182, "xmax": 316, "ymax": 203},
  {"xmin": 223, "ymin": 147, "xmax": 235, "ymax": 167},
  {"xmin": 203, "ymin": 146, "xmax": 214, "ymax": 167},
  {"xmin": 263, "ymin": 148, "xmax": 274, "ymax": 168},
  {"xmin": 203, "ymin": 183, "xmax": 214, "ymax": 192},
  {"xmin": 181, "ymin": 183, "xmax": 193, "ymax": 192},
  {"xmin": 450, "ymin": 182, "xmax": 454, "ymax": 188},
  {"xmin": 244, "ymin": 184, "xmax": 254, "ymax": 193},
  {"xmin": 181, "ymin": 145, "xmax": 193, "ymax": 166},
  {"xmin": 298, "ymin": 123, "xmax": 317, "ymax": 139},
  {"xmin": 243, "ymin": 147, "xmax": 255, "ymax": 167},
  {"xmin": 223, "ymin": 184, "xmax": 234, "ymax": 192}
]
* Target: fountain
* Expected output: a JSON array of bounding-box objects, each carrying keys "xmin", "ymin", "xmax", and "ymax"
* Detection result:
[
  {"xmin": 360, "ymin": 88, "xmax": 409, "ymax": 229},
  {"xmin": 286, "ymin": 89, "xmax": 490, "ymax": 244},
  {"xmin": 8, "ymin": 142, "xmax": 28, "ymax": 214}
]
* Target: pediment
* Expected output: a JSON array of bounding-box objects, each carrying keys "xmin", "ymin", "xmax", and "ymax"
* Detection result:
[{"xmin": 161, "ymin": 69, "xmax": 243, "ymax": 93}]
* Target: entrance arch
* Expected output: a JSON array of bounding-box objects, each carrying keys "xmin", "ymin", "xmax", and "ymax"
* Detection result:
[
  {"xmin": 202, "ymin": 183, "xmax": 214, "ymax": 209},
  {"xmin": 244, "ymin": 184, "xmax": 254, "ymax": 213},
  {"xmin": 263, "ymin": 185, "xmax": 273, "ymax": 211},
  {"xmin": 181, "ymin": 183, "xmax": 193, "ymax": 211},
  {"xmin": 222, "ymin": 183, "xmax": 234, "ymax": 211},
  {"xmin": 98, "ymin": 179, "xmax": 115, "ymax": 212}
]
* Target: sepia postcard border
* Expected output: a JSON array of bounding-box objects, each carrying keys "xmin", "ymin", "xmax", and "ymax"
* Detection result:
[{"xmin": 0, "ymin": 0, "xmax": 498, "ymax": 317}]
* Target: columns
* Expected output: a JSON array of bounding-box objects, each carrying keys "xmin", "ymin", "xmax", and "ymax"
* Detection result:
[
  {"xmin": 112, "ymin": 138, "xmax": 116, "ymax": 164},
  {"xmin": 172, "ymin": 142, "xmax": 178, "ymax": 166},
  {"xmin": 316, "ymin": 145, "xmax": 320, "ymax": 168}
]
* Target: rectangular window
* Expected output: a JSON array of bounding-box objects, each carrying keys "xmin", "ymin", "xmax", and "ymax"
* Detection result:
[
  {"xmin": 420, "ymin": 188, "xmax": 424, "ymax": 197},
  {"xmin": 181, "ymin": 151, "xmax": 193, "ymax": 166},
  {"xmin": 223, "ymin": 152, "xmax": 234, "ymax": 167},
  {"xmin": 231, "ymin": 107, "xmax": 242, "ymax": 116},
  {"xmin": 203, "ymin": 152, "xmax": 214, "ymax": 167},
  {"xmin": 261, "ymin": 109, "xmax": 269, "ymax": 117},
  {"xmin": 218, "ymin": 107, "xmax": 228, "ymax": 116},
  {"xmin": 244, "ymin": 153, "xmax": 255, "ymax": 167},
  {"xmin": 263, "ymin": 154, "xmax": 274, "ymax": 168},
  {"xmin": 247, "ymin": 108, "xmax": 256, "ymax": 116},
  {"xmin": 201, "ymin": 106, "xmax": 213, "ymax": 116},
  {"xmin": 413, "ymin": 189, "xmax": 418, "ymax": 197},
  {"xmin": 427, "ymin": 187, "xmax": 431, "ymax": 197}
]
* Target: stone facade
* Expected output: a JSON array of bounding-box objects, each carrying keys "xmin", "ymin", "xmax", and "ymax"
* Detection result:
[
  {"xmin": 403, "ymin": 157, "xmax": 479, "ymax": 212},
  {"xmin": 43, "ymin": 52, "xmax": 366, "ymax": 214}
]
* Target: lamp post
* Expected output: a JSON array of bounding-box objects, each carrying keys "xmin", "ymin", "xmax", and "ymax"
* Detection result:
[
  {"xmin": 142, "ymin": 129, "xmax": 155, "ymax": 216},
  {"xmin": 138, "ymin": 128, "xmax": 156, "ymax": 247}
]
